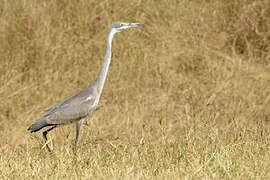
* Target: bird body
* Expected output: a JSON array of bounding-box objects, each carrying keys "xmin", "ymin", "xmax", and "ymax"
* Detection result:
[
  {"xmin": 28, "ymin": 82, "xmax": 98, "ymax": 131},
  {"xmin": 27, "ymin": 21, "xmax": 141, "ymax": 152}
]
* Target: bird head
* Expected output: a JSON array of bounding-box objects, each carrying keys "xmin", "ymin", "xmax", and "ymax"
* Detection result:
[{"xmin": 111, "ymin": 21, "xmax": 142, "ymax": 33}]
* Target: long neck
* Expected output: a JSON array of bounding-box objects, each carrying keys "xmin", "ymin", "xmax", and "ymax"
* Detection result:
[{"xmin": 95, "ymin": 28, "xmax": 116, "ymax": 95}]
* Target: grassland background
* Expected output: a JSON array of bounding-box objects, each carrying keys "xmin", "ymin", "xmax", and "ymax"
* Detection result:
[{"xmin": 0, "ymin": 0, "xmax": 270, "ymax": 179}]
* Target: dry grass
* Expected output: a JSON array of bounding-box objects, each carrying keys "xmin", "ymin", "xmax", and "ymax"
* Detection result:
[{"xmin": 1, "ymin": 0, "xmax": 270, "ymax": 179}]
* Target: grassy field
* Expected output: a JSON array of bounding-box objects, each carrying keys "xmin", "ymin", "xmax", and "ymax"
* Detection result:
[{"xmin": 1, "ymin": 0, "xmax": 270, "ymax": 179}]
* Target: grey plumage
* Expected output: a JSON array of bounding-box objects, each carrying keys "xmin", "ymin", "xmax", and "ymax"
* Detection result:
[
  {"xmin": 27, "ymin": 21, "xmax": 141, "ymax": 153},
  {"xmin": 28, "ymin": 117, "xmax": 50, "ymax": 132}
]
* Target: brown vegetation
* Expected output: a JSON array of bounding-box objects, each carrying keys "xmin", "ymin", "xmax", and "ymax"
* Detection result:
[{"xmin": 0, "ymin": 0, "xmax": 270, "ymax": 179}]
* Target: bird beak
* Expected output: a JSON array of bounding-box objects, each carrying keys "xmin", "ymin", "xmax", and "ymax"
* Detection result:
[{"xmin": 127, "ymin": 23, "xmax": 142, "ymax": 27}]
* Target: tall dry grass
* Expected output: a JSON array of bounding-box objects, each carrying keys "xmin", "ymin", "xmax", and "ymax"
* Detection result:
[{"xmin": 1, "ymin": 0, "xmax": 270, "ymax": 179}]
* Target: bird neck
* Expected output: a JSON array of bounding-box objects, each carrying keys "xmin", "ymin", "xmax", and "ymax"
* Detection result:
[{"xmin": 96, "ymin": 28, "xmax": 116, "ymax": 96}]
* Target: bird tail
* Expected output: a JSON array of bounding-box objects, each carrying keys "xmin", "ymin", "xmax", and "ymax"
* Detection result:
[{"xmin": 27, "ymin": 117, "xmax": 49, "ymax": 133}]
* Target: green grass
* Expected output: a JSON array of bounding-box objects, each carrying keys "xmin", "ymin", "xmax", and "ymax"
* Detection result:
[{"xmin": 1, "ymin": 0, "xmax": 270, "ymax": 179}]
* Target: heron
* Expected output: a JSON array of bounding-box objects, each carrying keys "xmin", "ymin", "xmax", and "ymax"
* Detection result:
[{"xmin": 27, "ymin": 21, "xmax": 142, "ymax": 153}]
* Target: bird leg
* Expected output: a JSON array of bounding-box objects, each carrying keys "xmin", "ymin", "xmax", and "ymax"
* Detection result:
[
  {"xmin": 42, "ymin": 125, "xmax": 56, "ymax": 152},
  {"xmin": 73, "ymin": 119, "xmax": 85, "ymax": 154}
]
